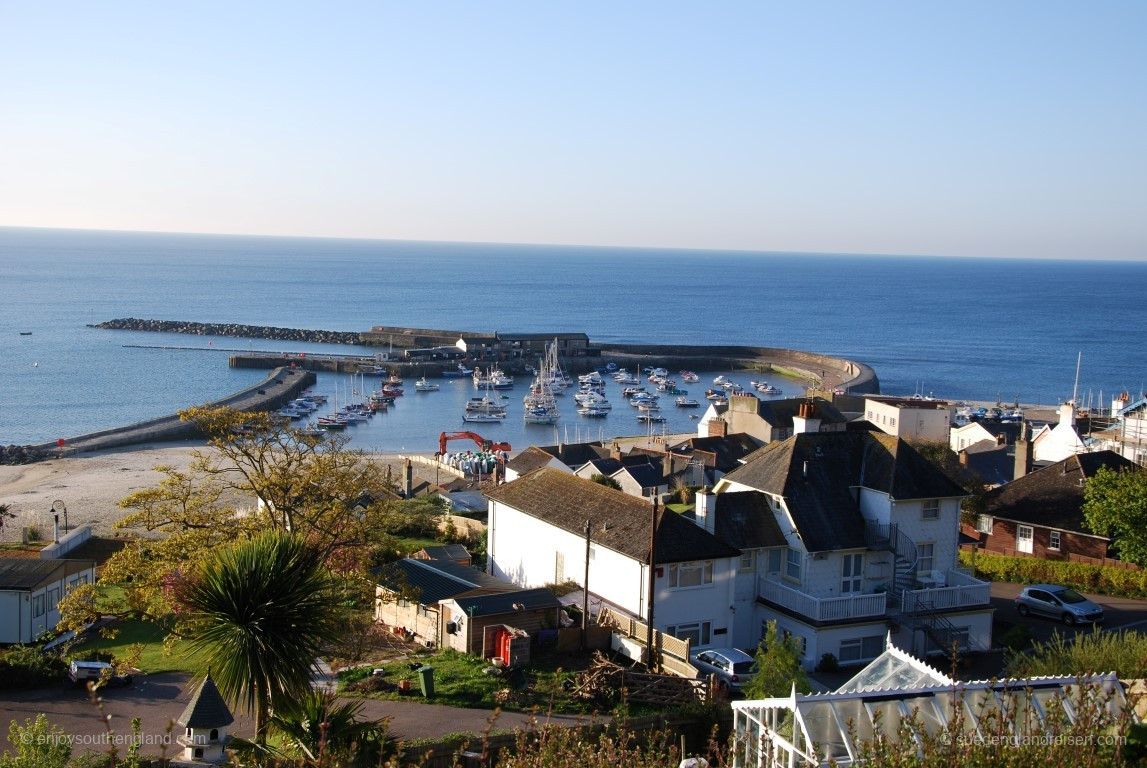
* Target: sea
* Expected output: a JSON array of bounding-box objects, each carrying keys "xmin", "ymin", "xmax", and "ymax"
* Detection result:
[{"xmin": 1, "ymin": 226, "xmax": 1145, "ymax": 453}]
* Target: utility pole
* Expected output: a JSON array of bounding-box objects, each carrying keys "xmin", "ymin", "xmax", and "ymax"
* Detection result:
[
  {"xmin": 582, "ymin": 519, "xmax": 591, "ymax": 650},
  {"xmin": 645, "ymin": 498, "xmax": 661, "ymax": 672}
]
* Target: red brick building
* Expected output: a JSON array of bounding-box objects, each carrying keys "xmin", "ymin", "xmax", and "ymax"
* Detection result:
[{"xmin": 962, "ymin": 451, "xmax": 1135, "ymax": 563}]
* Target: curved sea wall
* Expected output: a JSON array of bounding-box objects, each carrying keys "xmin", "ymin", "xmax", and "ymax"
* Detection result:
[{"xmin": 22, "ymin": 367, "xmax": 316, "ymax": 460}]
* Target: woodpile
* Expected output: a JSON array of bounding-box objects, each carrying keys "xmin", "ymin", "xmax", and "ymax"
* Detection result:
[{"xmin": 570, "ymin": 652, "xmax": 710, "ymax": 706}]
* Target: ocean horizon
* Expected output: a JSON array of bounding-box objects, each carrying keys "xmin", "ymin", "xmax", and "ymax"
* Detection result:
[{"xmin": 2, "ymin": 226, "xmax": 1145, "ymax": 451}]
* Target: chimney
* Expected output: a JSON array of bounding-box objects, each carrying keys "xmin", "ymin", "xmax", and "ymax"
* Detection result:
[
  {"xmin": 707, "ymin": 418, "xmax": 728, "ymax": 438},
  {"xmin": 1014, "ymin": 424, "xmax": 1032, "ymax": 480},
  {"xmin": 662, "ymin": 453, "xmax": 674, "ymax": 480},
  {"xmin": 403, "ymin": 458, "xmax": 414, "ymax": 498},
  {"xmin": 792, "ymin": 401, "xmax": 821, "ymax": 435},
  {"xmin": 693, "ymin": 488, "xmax": 716, "ymax": 534},
  {"xmin": 611, "ymin": 442, "xmax": 623, "ymax": 461},
  {"xmin": 1059, "ymin": 401, "xmax": 1076, "ymax": 426},
  {"xmin": 959, "ymin": 450, "xmax": 970, "ymax": 467}
]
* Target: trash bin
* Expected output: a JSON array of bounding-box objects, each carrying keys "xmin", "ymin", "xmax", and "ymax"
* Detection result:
[{"xmin": 417, "ymin": 665, "xmax": 435, "ymax": 698}]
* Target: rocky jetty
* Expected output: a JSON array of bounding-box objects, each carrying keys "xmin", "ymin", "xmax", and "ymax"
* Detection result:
[
  {"xmin": 91, "ymin": 318, "xmax": 363, "ymax": 345},
  {"xmin": 0, "ymin": 444, "xmax": 47, "ymax": 465}
]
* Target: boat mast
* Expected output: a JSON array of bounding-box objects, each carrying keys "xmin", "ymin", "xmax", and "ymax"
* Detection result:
[{"xmin": 1072, "ymin": 352, "xmax": 1082, "ymax": 405}]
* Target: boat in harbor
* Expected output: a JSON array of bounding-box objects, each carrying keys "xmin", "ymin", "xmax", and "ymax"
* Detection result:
[
  {"xmin": 636, "ymin": 413, "xmax": 666, "ymax": 423},
  {"xmin": 462, "ymin": 411, "xmax": 503, "ymax": 423},
  {"xmin": 675, "ymin": 397, "xmax": 701, "ymax": 407},
  {"xmin": 577, "ymin": 405, "xmax": 610, "ymax": 417},
  {"xmin": 756, "ymin": 383, "xmax": 782, "ymax": 395},
  {"xmin": 442, "ymin": 364, "xmax": 474, "ymax": 378},
  {"xmin": 414, "ymin": 377, "xmax": 440, "ymax": 392},
  {"xmin": 473, "ymin": 366, "xmax": 514, "ymax": 390},
  {"xmin": 523, "ymin": 340, "xmax": 561, "ymax": 424}
]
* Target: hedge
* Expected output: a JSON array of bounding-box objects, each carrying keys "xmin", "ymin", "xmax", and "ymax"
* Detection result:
[{"xmin": 959, "ymin": 550, "xmax": 1147, "ymax": 598}]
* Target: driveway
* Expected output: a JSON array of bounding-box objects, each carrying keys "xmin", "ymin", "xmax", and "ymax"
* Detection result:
[
  {"xmin": 989, "ymin": 582, "xmax": 1147, "ymax": 644},
  {"xmin": 0, "ymin": 673, "xmax": 588, "ymax": 754}
]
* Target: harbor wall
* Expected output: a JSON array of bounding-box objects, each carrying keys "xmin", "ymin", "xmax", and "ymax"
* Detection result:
[{"xmin": 30, "ymin": 367, "xmax": 316, "ymax": 458}]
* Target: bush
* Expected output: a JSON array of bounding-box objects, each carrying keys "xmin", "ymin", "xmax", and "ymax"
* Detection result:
[
  {"xmin": 1006, "ymin": 628, "xmax": 1147, "ymax": 678},
  {"xmin": 815, "ymin": 653, "xmax": 839, "ymax": 674},
  {"xmin": 959, "ymin": 550, "xmax": 1147, "ymax": 597},
  {"xmin": 997, "ymin": 622, "xmax": 1032, "ymax": 653},
  {"xmin": 0, "ymin": 646, "xmax": 66, "ymax": 690}
]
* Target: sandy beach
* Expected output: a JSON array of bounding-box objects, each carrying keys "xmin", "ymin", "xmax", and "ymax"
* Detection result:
[{"xmin": 0, "ymin": 441, "xmax": 205, "ymax": 542}]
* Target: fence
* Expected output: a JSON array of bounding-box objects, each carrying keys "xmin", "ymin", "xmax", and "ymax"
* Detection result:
[{"xmin": 596, "ymin": 607, "xmax": 698, "ymax": 678}]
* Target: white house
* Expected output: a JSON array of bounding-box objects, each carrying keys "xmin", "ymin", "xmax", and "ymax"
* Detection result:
[
  {"xmin": 1032, "ymin": 402, "xmax": 1088, "ymax": 463},
  {"xmin": 710, "ymin": 413, "xmax": 993, "ymax": 669},
  {"xmin": 0, "ymin": 558, "xmax": 96, "ymax": 644},
  {"xmin": 864, "ymin": 397, "xmax": 953, "ymax": 442},
  {"xmin": 485, "ymin": 468, "xmax": 742, "ymax": 650}
]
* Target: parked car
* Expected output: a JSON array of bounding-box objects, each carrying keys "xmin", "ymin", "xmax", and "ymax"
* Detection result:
[
  {"xmin": 1014, "ymin": 584, "xmax": 1104, "ymax": 625},
  {"xmin": 690, "ymin": 647, "xmax": 756, "ymax": 692},
  {"xmin": 68, "ymin": 660, "xmax": 133, "ymax": 689}
]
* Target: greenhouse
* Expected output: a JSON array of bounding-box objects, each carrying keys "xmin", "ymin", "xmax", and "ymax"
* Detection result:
[{"xmin": 731, "ymin": 638, "xmax": 1131, "ymax": 767}]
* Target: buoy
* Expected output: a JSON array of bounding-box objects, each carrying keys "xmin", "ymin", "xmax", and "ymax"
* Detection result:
[{"xmin": 33, "ymin": 362, "xmax": 38, "ymax": 367}]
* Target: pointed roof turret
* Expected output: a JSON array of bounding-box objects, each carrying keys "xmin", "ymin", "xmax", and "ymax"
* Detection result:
[{"xmin": 178, "ymin": 673, "xmax": 235, "ymax": 729}]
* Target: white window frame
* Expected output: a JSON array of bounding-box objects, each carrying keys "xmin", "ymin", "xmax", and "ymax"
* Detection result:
[
  {"xmin": 916, "ymin": 542, "xmax": 935, "ymax": 573},
  {"xmin": 922, "ymin": 499, "xmax": 940, "ymax": 520},
  {"xmin": 46, "ymin": 587, "xmax": 60, "ymax": 613},
  {"xmin": 784, "ymin": 548, "xmax": 802, "ymax": 583},
  {"xmin": 667, "ymin": 621, "xmax": 712, "ymax": 648},
  {"xmin": 841, "ymin": 553, "xmax": 864, "ymax": 594},
  {"xmin": 766, "ymin": 548, "xmax": 782, "ymax": 576},
  {"xmin": 1017, "ymin": 525, "xmax": 1034, "ymax": 554},
  {"xmin": 739, "ymin": 550, "xmax": 756, "ymax": 573},
  {"xmin": 667, "ymin": 560, "xmax": 714, "ymax": 589},
  {"xmin": 1049, "ymin": 530, "xmax": 1061, "ymax": 551},
  {"xmin": 976, "ymin": 515, "xmax": 994, "ymax": 534},
  {"xmin": 32, "ymin": 594, "xmax": 45, "ymax": 618}
]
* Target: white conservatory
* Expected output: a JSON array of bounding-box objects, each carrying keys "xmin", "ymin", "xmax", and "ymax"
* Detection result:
[{"xmin": 731, "ymin": 638, "xmax": 1133, "ymax": 767}]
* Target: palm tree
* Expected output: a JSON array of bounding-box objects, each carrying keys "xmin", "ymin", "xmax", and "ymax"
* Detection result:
[
  {"xmin": 180, "ymin": 529, "xmax": 344, "ymax": 743},
  {"xmin": 266, "ymin": 690, "xmax": 389, "ymax": 767}
]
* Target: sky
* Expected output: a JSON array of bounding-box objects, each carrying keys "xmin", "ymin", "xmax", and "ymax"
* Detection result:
[{"xmin": 1, "ymin": 2, "xmax": 1144, "ymax": 260}]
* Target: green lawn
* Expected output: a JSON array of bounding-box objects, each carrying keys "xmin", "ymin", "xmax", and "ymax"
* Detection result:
[{"xmin": 70, "ymin": 619, "xmax": 200, "ymax": 675}]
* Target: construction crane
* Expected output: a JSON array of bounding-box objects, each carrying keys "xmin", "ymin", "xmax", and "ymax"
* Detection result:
[{"xmin": 438, "ymin": 431, "xmax": 512, "ymax": 456}]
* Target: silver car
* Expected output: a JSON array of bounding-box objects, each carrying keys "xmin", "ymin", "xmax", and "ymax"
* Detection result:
[
  {"xmin": 690, "ymin": 647, "xmax": 756, "ymax": 692},
  {"xmin": 1014, "ymin": 584, "xmax": 1104, "ymax": 625}
]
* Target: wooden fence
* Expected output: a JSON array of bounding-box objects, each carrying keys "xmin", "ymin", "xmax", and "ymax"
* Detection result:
[{"xmin": 596, "ymin": 606, "xmax": 702, "ymax": 681}]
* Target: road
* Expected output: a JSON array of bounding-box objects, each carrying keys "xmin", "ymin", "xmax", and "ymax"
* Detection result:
[{"xmin": 988, "ymin": 581, "xmax": 1147, "ymax": 644}]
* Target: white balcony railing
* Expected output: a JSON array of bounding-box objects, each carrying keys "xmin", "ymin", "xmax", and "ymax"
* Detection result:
[
  {"xmin": 901, "ymin": 569, "xmax": 991, "ymax": 614},
  {"xmin": 759, "ymin": 577, "xmax": 887, "ymax": 622}
]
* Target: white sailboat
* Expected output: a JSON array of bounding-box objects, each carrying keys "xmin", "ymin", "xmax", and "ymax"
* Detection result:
[{"xmin": 524, "ymin": 339, "xmax": 562, "ymax": 424}]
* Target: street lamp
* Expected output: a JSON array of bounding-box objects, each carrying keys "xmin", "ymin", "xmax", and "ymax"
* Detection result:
[{"xmin": 52, "ymin": 500, "xmax": 67, "ymax": 532}]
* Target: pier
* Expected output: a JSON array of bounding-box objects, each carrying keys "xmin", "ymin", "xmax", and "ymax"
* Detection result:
[{"xmin": 32, "ymin": 367, "xmax": 316, "ymax": 458}]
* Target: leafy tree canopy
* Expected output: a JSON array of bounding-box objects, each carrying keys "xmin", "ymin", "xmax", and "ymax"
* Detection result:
[
  {"xmin": 741, "ymin": 620, "xmax": 810, "ymax": 699},
  {"xmin": 1084, "ymin": 464, "xmax": 1147, "ymax": 567}
]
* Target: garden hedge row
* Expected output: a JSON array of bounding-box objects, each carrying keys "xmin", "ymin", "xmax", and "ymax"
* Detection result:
[{"xmin": 959, "ymin": 550, "xmax": 1147, "ymax": 597}]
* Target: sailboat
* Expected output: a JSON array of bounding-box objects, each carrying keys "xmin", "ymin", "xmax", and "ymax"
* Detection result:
[{"xmin": 524, "ymin": 340, "xmax": 562, "ymax": 424}]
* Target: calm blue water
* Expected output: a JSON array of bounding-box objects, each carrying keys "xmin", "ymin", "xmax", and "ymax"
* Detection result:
[{"xmin": 1, "ymin": 227, "xmax": 1144, "ymax": 451}]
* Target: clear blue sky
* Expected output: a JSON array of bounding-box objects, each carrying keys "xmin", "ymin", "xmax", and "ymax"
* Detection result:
[{"xmin": 1, "ymin": 2, "xmax": 1143, "ymax": 259}]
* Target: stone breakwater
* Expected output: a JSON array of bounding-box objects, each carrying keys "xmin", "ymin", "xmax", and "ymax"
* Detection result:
[{"xmin": 92, "ymin": 318, "xmax": 363, "ymax": 345}]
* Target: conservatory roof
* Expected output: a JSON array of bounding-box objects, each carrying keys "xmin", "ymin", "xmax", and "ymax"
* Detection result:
[{"xmin": 731, "ymin": 637, "xmax": 1129, "ymax": 767}]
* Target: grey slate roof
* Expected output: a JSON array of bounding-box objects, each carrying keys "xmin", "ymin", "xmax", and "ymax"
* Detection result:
[
  {"xmin": 449, "ymin": 587, "xmax": 562, "ymax": 618},
  {"xmin": 754, "ymin": 397, "xmax": 848, "ymax": 428},
  {"xmin": 984, "ymin": 450, "xmax": 1137, "ymax": 533},
  {"xmin": 0, "ymin": 558, "xmax": 90, "ymax": 591},
  {"xmin": 709, "ymin": 492, "xmax": 789, "ymax": 549},
  {"xmin": 179, "ymin": 675, "xmax": 234, "ymax": 728},
  {"xmin": 375, "ymin": 558, "xmax": 515, "ymax": 605},
  {"xmin": 723, "ymin": 432, "xmax": 968, "ymax": 552},
  {"xmin": 668, "ymin": 433, "xmax": 761, "ymax": 472},
  {"xmin": 506, "ymin": 446, "xmax": 561, "ymax": 476},
  {"xmin": 486, "ymin": 468, "xmax": 741, "ymax": 564},
  {"xmin": 614, "ymin": 462, "xmax": 665, "ymax": 490},
  {"xmin": 417, "ymin": 544, "xmax": 471, "ymax": 562}
]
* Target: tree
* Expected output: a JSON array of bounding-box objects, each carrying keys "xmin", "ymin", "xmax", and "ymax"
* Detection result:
[
  {"xmin": 264, "ymin": 691, "xmax": 389, "ymax": 767},
  {"xmin": 1084, "ymin": 464, "xmax": 1147, "ymax": 567},
  {"xmin": 741, "ymin": 621, "xmax": 809, "ymax": 699},
  {"xmin": 0, "ymin": 714, "xmax": 70, "ymax": 768},
  {"xmin": 589, "ymin": 473, "xmax": 621, "ymax": 491},
  {"xmin": 178, "ymin": 530, "xmax": 345, "ymax": 744}
]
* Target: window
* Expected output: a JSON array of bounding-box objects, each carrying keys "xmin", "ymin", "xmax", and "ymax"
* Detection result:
[
  {"xmin": 839, "ymin": 634, "xmax": 884, "ymax": 663},
  {"xmin": 32, "ymin": 595, "xmax": 45, "ymax": 618},
  {"xmin": 922, "ymin": 499, "xmax": 940, "ymax": 520},
  {"xmin": 780, "ymin": 627, "xmax": 807, "ymax": 655},
  {"xmin": 1017, "ymin": 525, "xmax": 1034, "ymax": 554},
  {"xmin": 890, "ymin": 417, "xmax": 897, "ymax": 427},
  {"xmin": 841, "ymin": 553, "xmax": 864, "ymax": 594},
  {"xmin": 667, "ymin": 621, "xmax": 711, "ymax": 648},
  {"xmin": 739, "ymin": 550, "xmax": 756, "ymax": 573},
  {"xmin": 668, "ymin": 561, "xmax": 713, "ymax": 589},
  {"xmin": 916, "ymin": 543, "xmax": 934, "ymax": 573},
  {"xmin": 46, "ymin": 587, "xmax": 60, "ymax": 613},
  {"xmin": 766, "ymin": 549, "xmax": 782, "ymax": 575},
  {"xmin": 976, "ymin": 515, "xmax": 994, "ymax": 534},
  {"xmin": 1049, "ymin": 530, "xmax": 1061, "ymax": 551},
  {"xmin": 785, "ymin": 548, "xmax": 802, "ymax": 582}
]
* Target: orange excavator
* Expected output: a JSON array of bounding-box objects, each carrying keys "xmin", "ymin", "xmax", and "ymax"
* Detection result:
[{"xmin": 438, "ymin": 431, "xmax": 511, "ymax": 456}]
